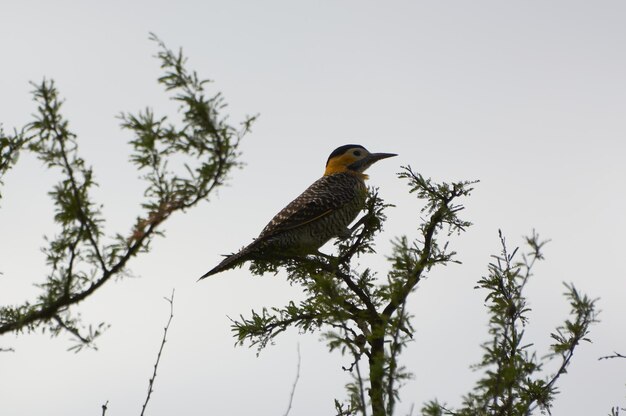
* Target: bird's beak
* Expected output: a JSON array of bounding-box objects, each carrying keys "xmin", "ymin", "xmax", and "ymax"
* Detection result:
[
  {"xmin": 349, "ymin": 152, "xmax": 397, "ymax": 172},
  {"xmin": 368, "ymin": 152, "xmax": 398, "ymax": 163}
]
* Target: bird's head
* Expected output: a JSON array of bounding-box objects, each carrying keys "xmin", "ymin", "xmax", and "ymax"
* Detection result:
[{"xmin": 323, "ymin": 144, "xmax": 397, "ymax": 178}]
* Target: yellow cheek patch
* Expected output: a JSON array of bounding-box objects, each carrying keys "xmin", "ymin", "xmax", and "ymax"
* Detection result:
[
  {"xmin": 323, "ymin": 153, "xmax": 368, "ymax": 179},
  {"xmin": 324, "ymin": 153, "xmax": 357, "ymax": 175}
]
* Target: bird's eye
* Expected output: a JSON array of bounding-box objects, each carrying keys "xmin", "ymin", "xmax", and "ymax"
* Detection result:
[{"xmin": 353, "ymin": 150, "xmax": 362, "ymax": 157}]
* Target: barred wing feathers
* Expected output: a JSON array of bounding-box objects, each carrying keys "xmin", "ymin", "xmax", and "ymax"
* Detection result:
[{"xmin": 257, "ymin": 173, "xmax": 362, "ymax": 239}]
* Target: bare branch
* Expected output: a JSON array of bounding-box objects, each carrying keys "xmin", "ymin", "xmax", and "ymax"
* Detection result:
[
  {"xmin": 599, "ymin": 352, "xmax": 626, "ymax": 361},
  {"xmin": 283, "ymin": 343, "xmax": 302, "ymax": 416},
  {"xmin": 101, "ymin": 400, "xmax": 109, "ymax": 416},
  {"xmin": 140, "ymin": 289, "xmax": 175, "ymax": 416}
]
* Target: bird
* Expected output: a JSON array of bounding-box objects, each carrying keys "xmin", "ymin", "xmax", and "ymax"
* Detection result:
[{"xmin": 199, "ymin": 144, "xmax": 397, "ymax": 279}]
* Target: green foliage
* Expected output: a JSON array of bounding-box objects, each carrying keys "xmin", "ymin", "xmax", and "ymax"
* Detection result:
[
  {"xmin": 0, "ymin": 125, "xmax": 28, "ymax": 202},
  {"xmin": 1, "ymin": 34, "xmax": 603, "ymax": 416},
  {"xmin": 422, "ymin": 232, "xmax": 598, "ymax": 416},
  {"xmin": 232, "ymin": 167, "xmax": 476, "ymax": 416},
  {"xmin": 0, "ymin": 35, "xmax": 255, "ymax": 349},
  {"xmin": 232, "ymin": 166, "xmax": 598, "ymax": 416}
]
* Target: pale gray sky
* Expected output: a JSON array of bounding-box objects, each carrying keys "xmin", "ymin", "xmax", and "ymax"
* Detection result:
[{"xmin": 1, "ymin": 1, "xmax": 625, "ymax": 415}]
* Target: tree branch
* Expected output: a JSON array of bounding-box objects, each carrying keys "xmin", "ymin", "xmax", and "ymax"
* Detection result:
[
  {"xmin": 283, "ymin": 343, "xmax": 301, "ymax": 416},
  {"xmin": 0, "ymin": 35, "xmax": 254, "ymax": 345},
  {"xmin": 140, "ymin": 290, "xmax": 175, "ymax": 416}
]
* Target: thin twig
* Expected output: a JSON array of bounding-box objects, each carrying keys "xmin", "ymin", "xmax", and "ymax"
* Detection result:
[
  {"xmin": 53, "ymin": 122, "xmax": 108, "ymax": 273},
  {"xmin": 354, "ymin": 349, "xmax": 367, "ymax": 416},
  {"xmin": 599, "ymin": 351, "xmax": 626, "ymax": 360},
  {"xmin": 283, "ymin": 343, "xmax": 302, "ymax": 416},
  {"xmin": 140, "ymin": 289, "xmax": 175, "ymax": 416},
  {"xmin": 382, "ymin": 204, "xmax": 447, "ymax": 320},
  {"xmin": 52, "ymin": 315, "xmax": 92, "ymax": 345},
  {"xmin": 64, "ymin": 223, "xmax": 85, "ymax": 299},
  {"xmin": 101, "ymin": 400, "xmax": 109, "ymax": 416}
]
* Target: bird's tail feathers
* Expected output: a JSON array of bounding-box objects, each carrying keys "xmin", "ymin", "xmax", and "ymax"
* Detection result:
[
  {"xmin": 198, "ymin": 251, "xmax": 247, "ymax": 280},
  {"xmin": 198, "ymin": 240, "xmax": 265, "ymax": 280}
]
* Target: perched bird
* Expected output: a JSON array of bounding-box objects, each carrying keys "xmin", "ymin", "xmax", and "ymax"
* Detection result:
[{"xmin": 199, "ymin": 144, "xmax": 396, "ymax": 279}]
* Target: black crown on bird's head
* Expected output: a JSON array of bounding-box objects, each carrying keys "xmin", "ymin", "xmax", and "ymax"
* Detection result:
[
  {"xmin": 324, "ymin": 144, "xmax": 397, "ymax": 176},
  {"xmin": 326, "ymin": 144, "xmax": 367, "ymax": 166}
]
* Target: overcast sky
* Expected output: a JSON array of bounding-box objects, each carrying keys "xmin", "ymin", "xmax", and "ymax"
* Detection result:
[{"xmin": 1, "ymin": 1, "xmax": 625, "ymax": 415}]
